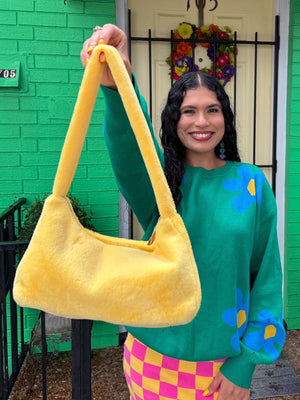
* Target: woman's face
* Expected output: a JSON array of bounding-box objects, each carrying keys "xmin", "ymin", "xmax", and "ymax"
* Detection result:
[{"xmin": 177, "ymin": 86, "xmax": 225, "ymax": 168}]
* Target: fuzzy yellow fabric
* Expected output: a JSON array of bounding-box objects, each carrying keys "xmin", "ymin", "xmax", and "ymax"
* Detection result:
[{"xmin": 13, "ymin": 45, "xmax": 201, "ymax": 327}]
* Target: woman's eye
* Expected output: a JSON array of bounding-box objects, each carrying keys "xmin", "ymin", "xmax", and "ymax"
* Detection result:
[
  {"xmin": 182, "ymin": 109, "xmax": 194, "ymax": 114},
  {"xmin": 208, "ymin": 108, "xmax": 219, "ymax": 113}
]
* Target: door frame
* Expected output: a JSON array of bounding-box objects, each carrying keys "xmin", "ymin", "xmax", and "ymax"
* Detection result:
[{"xmin": 273, "ymin": 0, "xmax": 289, "ymax": 269}]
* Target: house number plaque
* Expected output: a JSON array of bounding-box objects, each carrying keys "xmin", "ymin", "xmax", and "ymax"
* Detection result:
[
  {"xmin": 0, "ymin": 57, "xmax": 20, "ymax": 87},
  {"xmin": 0, "ymin": 69, "xmax": 17, "ymax": 79}
]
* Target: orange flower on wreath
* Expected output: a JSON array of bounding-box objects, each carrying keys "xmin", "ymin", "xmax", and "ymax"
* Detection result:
[
  {"xmin": 200, "ymin": 42, "xmax": 210, "ymax": 48},
  {"xmin": 173, "ymin": 33, "xmax": 182, "ymax": 40},
  {"xmin": 177, "ymin": 41, "xmax": 192, "ymax": 55},
  {"xmin": 172, "ymin": 52, "xmax": 182, "ymax": 65},
  {"xmin": 209, "ymin": 24, "xmax": 219, "ymax": 33},
  {"xmin": 195, "ymin": 27, "xmax": 204, "ymax": 37}
]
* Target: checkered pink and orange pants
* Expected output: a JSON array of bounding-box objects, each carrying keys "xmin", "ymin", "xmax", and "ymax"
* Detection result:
[{"xmin": 123, "ymin": 333, "xmax": 226, "ymax": 400}]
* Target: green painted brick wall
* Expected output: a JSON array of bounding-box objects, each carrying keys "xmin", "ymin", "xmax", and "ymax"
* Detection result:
[
  {"xmin": 0, "ymin": 0, "xmax": 120, "ymax": 350},
  {"xmin": 285, "ymin": 0, "xmax": 300, "ymax": 329},
  {"xmin": 0, "ymin": 0, "xmax": 119, "ymax": 237}
]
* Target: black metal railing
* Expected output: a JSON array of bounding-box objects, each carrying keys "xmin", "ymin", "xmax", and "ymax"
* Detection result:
[{"xmin": 0, "ymin": 198, "xmax": 95, "ymax": 400}]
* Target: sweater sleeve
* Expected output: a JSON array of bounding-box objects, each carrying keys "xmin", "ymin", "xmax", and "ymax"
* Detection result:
[
  {"xmin": 101, "ymin": 74, "xmax": 164, "ymax": 232},
  {"xmin": 220, "ymin": 175, "xmax": 285, "ymax": 389}
]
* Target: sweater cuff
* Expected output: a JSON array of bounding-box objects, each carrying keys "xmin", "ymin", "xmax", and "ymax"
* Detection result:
[{"xmin": 220, "ymin": 343, "xmax": 256, "ymax": 389}]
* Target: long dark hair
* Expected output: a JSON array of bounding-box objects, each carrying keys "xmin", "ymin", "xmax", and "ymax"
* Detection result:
[{"xmin": 160, "ymin": 71, "xmax": 240, "ymax": 206}]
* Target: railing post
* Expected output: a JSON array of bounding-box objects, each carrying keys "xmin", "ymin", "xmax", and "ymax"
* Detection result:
[
  {"xmin": 7, "ymin": 214, "xmax": 18, "ymax": 378},
  {"xmin": 40, "ymin": 312, "xmax": 48, "ymax": 400},
  {"xmin": 0, "ymin": 246, "xmax": 8, "ymax": 400},
  {"xmin": 71, "ymin": 320, "xmax": 93, "ymax": 400},
  {"xmin": 0, "ymin": 198, "xmax": 27, "ymax": 400}
]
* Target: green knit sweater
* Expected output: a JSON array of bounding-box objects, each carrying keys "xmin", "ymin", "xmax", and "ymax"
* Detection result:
[{"xmin": 101, "ymin": 79, "xmax": 285, "ymax": 389}]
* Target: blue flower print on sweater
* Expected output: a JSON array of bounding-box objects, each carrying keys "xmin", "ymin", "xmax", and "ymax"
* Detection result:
[
  {"xmin": 222, "ymin": 289, "xmax": 250, "ymax": 351},
  {"xmin": 244, "ymin": 310, "xmax": 285, "ymax": 361},
  {"xmin": 223, "ymin": 165, "xmax": 267, "ymax": 213}
]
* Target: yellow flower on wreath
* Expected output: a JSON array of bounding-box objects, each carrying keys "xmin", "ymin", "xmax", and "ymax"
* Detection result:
[
  {"xmin": 229, "ymin": 51, "xmax": 238, "ymax": 66},
  {"xmin": 175, "ymin": 65, "xmax": 188, "ymax": 77},
  {"xmin": 224, "ymin": 26, "xmax": 232, "ymax": 33},
  {"xmin": 177, "ymin": 23, "xmax": 194, "ymax": 39},
  {"xmin": 200, "ymin": 25, "xmax": 211, "ymax": 35}
]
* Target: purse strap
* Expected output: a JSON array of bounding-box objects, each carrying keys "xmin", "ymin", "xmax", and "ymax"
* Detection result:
[{"xmin": 52, "ymin": 44, "xmax": 177, "ymax": 219}]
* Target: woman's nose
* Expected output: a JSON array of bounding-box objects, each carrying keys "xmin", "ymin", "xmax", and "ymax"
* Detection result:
[{"xmin": 195, "ymin": 112, "xmax": 209, "ymax": 127}]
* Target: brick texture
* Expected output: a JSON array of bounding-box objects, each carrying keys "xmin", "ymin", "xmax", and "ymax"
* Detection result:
[
  {"xmin": 285, "ymin": 0, "xmax": 300, "ymax": 329},
  {"xmin": 0, "ymin": 0, "xmax": 119, "ymax": 349},
  {"xmin": 0, "ymin": 0, "xmax": 118, "ymax": 237}
]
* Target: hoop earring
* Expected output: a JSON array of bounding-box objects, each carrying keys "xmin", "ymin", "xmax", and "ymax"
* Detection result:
[{"xmin": 219, "ymin": 141, "xmax": 226, "ymax": 160}]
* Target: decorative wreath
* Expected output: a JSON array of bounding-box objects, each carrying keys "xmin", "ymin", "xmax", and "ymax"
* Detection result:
[{"xmin": 166, "ymin": 22, "xmax": 237, "ymax": 86}]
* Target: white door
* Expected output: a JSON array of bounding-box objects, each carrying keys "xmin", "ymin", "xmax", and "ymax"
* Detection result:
[{"xmin": 127, "ymin": 0, "xmax": 274, "ymax": 239}]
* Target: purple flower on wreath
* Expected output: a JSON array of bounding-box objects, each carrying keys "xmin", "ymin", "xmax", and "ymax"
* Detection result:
[
  {"xmin": 176, "ymin": 56, "xmax": 193, "ymax": 70},
  {"xmin": 182, "ymin": 55, "xmax": 193, "ymax": 69},
  {"xmin": 182, "ymin": 64, "xmax": 199, "ymax": 78},
  {"xmin": 207, "ymin": 43, "xmax": 220, "ymax": 60},
  {"xmin": 176, "ymin": 58, "xmax": 186, "ymax": 69},
  {"xmin": 220, "ymin": 76, "xmax": 229, "ymax": 86},
  {"xmin": 223, "ymin": 65, "xmax": 235, "ymax": 78}
]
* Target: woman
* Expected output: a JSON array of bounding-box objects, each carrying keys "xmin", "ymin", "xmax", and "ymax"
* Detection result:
[{"xmin": 81, "ymin": 24, "xmax": 285, "ymax": 400}]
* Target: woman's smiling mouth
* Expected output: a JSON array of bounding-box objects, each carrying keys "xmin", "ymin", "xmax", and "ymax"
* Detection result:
[{"xmin": 190, "ymin": 132, "xmax": 213, "ymax": 140}]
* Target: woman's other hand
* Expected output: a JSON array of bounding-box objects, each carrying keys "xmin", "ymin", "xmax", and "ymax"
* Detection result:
[
  {"xmin": 80, "ymin": 23, "xmax": 132, "ymax": 89},
  {"xmin": 204, "ymin": 372, "xmax": 250, "ymax": 400}
]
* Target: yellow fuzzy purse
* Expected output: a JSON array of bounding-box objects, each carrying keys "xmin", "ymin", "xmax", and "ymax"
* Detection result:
[{"xmin": 13, "ymin": 44, "xmax": 201, "ymax": 328}]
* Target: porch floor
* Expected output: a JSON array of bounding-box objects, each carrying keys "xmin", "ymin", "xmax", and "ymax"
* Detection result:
[{"xmin": 8, "ymin": 330, "xmax": 300, "ymax": 400}]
